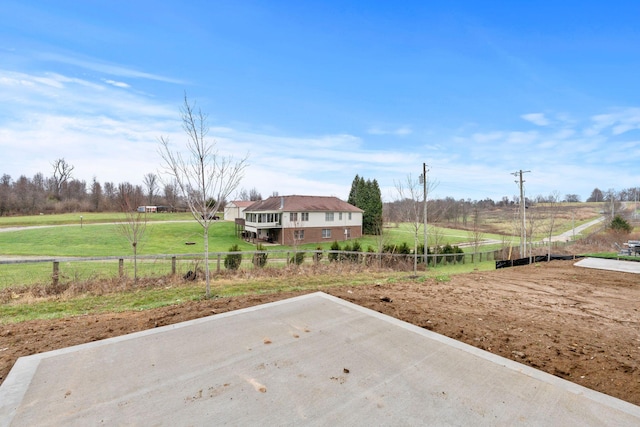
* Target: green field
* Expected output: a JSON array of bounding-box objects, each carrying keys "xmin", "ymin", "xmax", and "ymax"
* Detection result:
[
  {"xmin": 0, "ymin": 212, "xmax": 510, "ymax": 257},
  {"xmin": 0, "ymin": 212, "xmax": 505, "ymax": 289},
  {"xmin": 0, "ymin": 211, "xmax": 597, "ymax": 324},
  {"xmin": 0, "ymin": 218, "xmax": 254, "ymax": 257}
]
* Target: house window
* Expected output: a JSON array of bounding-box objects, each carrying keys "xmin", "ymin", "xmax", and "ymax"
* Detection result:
[
  {"xmin": 339, "ymin": 212, "xmax": 342, "ymax": 220},
  {"xmin": 322, "ymin": 229, "xmax": 331, "ymax": 238},
  {"xmin": 348, "ymin": 212, "xmax": 352, "ymax": 220},
  {"xmin": 301, "ymin": 212, "xmax": 309, "ymax": 221},
  {"xmin": 294, "ymin": 230, "xmax": 305, "ymax": 240},
  {"xmin": 290, "ymin": 212, "xmax": 298, "ymax": 222},
  {"xmin": 325, "ymin": 212, "xmax": 334, "ymax": 221},
  {"xmin": 344, "ymin": 228, "xmax": 351, "ymax": 238}
]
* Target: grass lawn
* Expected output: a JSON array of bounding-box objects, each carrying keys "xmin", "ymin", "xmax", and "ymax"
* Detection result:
[
  {"xmin": 0, "ymin": 212, "xmax": 195, "ymax": 228},
  {"xmin": 0, "ymin": 211, "xmax": 585, "ymax": 293},
  {"xmin": 0, "ymin": 214, "xmax": 508, "ymax": 257},
  {"xmin": 0, "ymin": 217, "xmax": 254, "ymax": 257}
]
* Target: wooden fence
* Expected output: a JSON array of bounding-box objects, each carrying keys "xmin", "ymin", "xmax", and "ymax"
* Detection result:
[{"xmin": 0, "ymin": 249, "xmax": 504, "ymax": 287}]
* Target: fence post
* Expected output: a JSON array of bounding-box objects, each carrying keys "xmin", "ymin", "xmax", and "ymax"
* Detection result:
[
  {"xmin": 217, "ymin": 254, "xmax": 221, "ymax": 273},
  {"xmin": 52, "ymin": 261, "xmax": 59, "ymax": 286},
  {"xmin": 119, "ymin": 259, "xmax": 124, "ymax": 277},
  {"xmin": 171, "ymin": 256, "xmax": 176, "ymax": 275}
]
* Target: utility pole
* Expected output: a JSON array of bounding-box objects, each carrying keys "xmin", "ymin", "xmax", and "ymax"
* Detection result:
[
  {"xmin": 512, "ymin": 170, "xmax": 531, "ymax": 258},
  {"xmin": 420, "ymin": 163, "xmax": 429, "ymax": 265}
]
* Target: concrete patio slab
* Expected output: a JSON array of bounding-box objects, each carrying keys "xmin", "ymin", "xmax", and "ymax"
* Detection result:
[
  {"xmin": 575, "ymin": 257, "xmax": 640, "ymax": 274},
  {"xmin": 2, "ymin": 292, "xmax": 639, "ymax": 426}
]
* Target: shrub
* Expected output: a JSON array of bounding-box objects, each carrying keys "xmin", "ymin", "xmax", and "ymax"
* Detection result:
[
  {"xmin": 396, "ymin": 242, "xmax": 411, "ymax": 255},
  {"xmin": 454, "ymin": 245, "xmax": 465, "ymax": 263},
  {"xmin": 349, "ymin": 240, "xmax": 362, "ymax": 263},
  {"xmin": 290, "ymin": 251, "xmax": 305, "ymax": 265},
  {"xmin": 610, "ymin": 215, "xmax": 633, "ymax": 234},
  {"xmin": 253, "ymin": 243, "xmax": 268, "ymax": 268},
  {"xmin": 329, "ymin": 241, "xmax": 341, "ymax": 262},
  {"xmin": 342, "ymin": 243, "xmax": 353, "ymax": 262},
  {"xmin": 431, "ymin": 245, "xmax": 444, "ymax": 265},
  {"xmin": 224, "ymin": 244, "xmax": 242, "ymax": 270}
]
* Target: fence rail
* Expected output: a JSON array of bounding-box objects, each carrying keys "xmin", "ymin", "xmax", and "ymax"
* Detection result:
[{"xmin": 0, "ymin": 249, "xmax": 504, "ymax": 287}]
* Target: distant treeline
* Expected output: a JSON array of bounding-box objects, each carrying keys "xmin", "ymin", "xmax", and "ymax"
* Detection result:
[
  {"xmin": 2, "ymin": 162, "xmax": 638, "ymax": 218},
  {"xmin": 0, "ymin": 169, "xmax": 180, "ymax": 216}
]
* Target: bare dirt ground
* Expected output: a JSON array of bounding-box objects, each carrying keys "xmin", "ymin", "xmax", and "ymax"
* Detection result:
[{"xmin": 1, "ymin": 260, "xmax": 639, "ymax": 405}]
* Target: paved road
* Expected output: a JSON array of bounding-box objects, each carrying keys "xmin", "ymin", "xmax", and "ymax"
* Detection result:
[{"xmin": 543, "ymin": 216, "xmax": 605, "ymax": 243}]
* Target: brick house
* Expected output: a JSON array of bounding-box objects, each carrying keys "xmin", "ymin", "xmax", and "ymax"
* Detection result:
[{"xmin": 241, "ymin": 195, "xmax": 363, "ymax": 245}]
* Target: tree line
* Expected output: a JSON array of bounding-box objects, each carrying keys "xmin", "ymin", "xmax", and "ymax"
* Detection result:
[
  {"xmin": 0, "ymin": 159, "xmax": 181, "ymax": 216},
  {"xmin": 2, "ymin": 160, "xmax": 637, "ymax": 220}
]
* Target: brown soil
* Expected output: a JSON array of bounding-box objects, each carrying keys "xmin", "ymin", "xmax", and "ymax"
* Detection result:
[{"xmin": 1, "ymin": 260, "xmax": 639, "ymax": 405}]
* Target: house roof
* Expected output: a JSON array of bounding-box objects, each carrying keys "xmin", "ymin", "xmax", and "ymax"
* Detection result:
[
  {"xmin": 226, "ymin": 200, "xmax": 255, "ymax": 208},
  {"xmin": 245, "ymin": 195, "xmax": 363, "ymax": 213}
]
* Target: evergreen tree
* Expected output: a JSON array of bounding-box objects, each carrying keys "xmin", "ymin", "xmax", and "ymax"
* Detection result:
[
  {"xmin": 347, "ymin": 175, "xmax": 383, "ymax": 235},
  {"xmin": 610, "ymin": 215, "xmax": 632, "ymax": 233},
  {"xmin": 368, "ymin": 179, "xmax": 383, "ymax": 234},
  {"xmin": 347, "ymin": 174, "xmax": 361, "ymax": 206}
]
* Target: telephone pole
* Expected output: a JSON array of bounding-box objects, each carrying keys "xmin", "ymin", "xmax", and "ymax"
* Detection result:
[{"xmin": 512, "ymin": 170, "xmax": 531, "ymax": 258}]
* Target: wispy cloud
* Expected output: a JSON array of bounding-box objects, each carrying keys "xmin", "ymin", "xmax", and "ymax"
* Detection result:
[
  {"xmin": 585, "ymin": 108, "xmax": 640, "ymax": 137},
  {"xmin": 521, "ymin": 113, "xmax": 550, "ymax": 126},
  {"xmin": 104, "ymin": 79, "xmax": 130, "ymax": 88},
  {"xmin": 367, "ymin": 126, "xmax": 412, "ymax": 136},
  {"xmin": 2, "ymin": 66, "xmax": 640, "ymax": 202},
  {"xmin": 37, "ymin": 52, "xmax": 185, "ymax": 84}
]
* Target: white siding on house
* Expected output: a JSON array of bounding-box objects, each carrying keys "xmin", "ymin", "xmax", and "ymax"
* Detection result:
[{"xmin": 282, "ymin": 211, "xmax": 362, "ymax": 228}]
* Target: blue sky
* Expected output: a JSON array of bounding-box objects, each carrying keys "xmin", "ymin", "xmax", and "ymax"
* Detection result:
[{"xmin": 1, "ymin": 1, "xmax": 640, "ymax": 202}]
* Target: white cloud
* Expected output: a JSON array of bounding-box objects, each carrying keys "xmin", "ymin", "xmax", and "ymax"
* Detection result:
[
  {"xmin": 37, "ymin": 52, "xmax": 184, "ymax": 84},
  {"xmin": 521, "ymin": 113, "xmax": 550, "ymax": 126},
  {"xmin": 505, "ymin": 131, "xmax": 539, "ymax": 145},
  {"xmin": 585, "ymin": 108, "xmax": 640, "ymax": 136},
  {"xmin": 104, "ymin": 79, "xmax": 130, "ymax": 88},
  {"xmin": 367, "ymin": 125, "xmax": 412, "ymax": 136},
  {"xmin": 2, "ymin": 65, "xmax": 640, "ymax": 203},
  {"xmin": 471, "ymin": 131, "xmax": 503, "ymax": 143}
]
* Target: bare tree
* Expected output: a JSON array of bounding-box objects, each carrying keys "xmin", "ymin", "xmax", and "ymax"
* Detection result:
[
  {"xmin": 249, "ymin": 187, "xmax": 262, "ymax": 201},
  {"xmin": 543, "ymin": 191, "xmax": 561, "ymax": 261},
  {"xmin": 90, "ymin": 177, "xmax": 102, "ymax": 211},
  {"xmin": 469, "ymin": 202, "xmax": 485, "ymax": 269},
  {"xmin": 526, "ymin": 202, "xmax": 539, "ymax": 260},
  {"xmin": 236, "ymin": 187, "xmax": 263, "ymax": 201},
  {"xmin": 236, "ymin": 188, "xmax": 249, "ymax": 201},
  {"xmin": 50, "ymin": 158, "xmax": 74, "ymax": 201},
  {"xmin": 372, "ymin": 218, "xmax": 390, "ymax": 268},
  {"xmin": 159, "ymin": 94, "xmax": 248, "ymax": 298},
  {"xmin": 116, "ymin": 196, "xmax": 148, "ymax": 284},
  {"xmin": 0, "ymin": 174, "xmax": 12, "ymax": 215},
  {"xmin": 161, "ymin": 180, "xmax": 179, "ymax": 211},
  {"xmin": 117, "ymin": 182, "xmax": 144, "ymax": 209},
  {"xmin": 143, "ymin": 173, "xmax": 159, "ymax": 206},
  {"xmin": 394, "ymin": 174, "xmax": 423, "ymax": 275}
]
